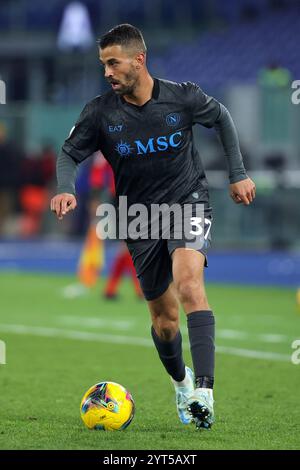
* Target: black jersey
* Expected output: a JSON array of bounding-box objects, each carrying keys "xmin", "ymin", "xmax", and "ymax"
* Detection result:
[{"xmin": 61, "ymin": 78, "xmax": 224, "ymax": 207}]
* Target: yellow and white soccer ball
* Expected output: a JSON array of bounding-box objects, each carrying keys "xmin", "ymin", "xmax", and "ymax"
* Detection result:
[{"xmin": 80, "ymin": 381, "xmax": 135, "ymax": 431}]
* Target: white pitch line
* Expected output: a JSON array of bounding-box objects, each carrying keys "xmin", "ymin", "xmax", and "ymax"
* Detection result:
[
  {"xmin": 258, "ymin": 333, "xmax": 288, "ymax": 343},
  {"xmin": 182, "ymin": 328, "xmax": 290, "ymax": 344},
  {"xmin": 216, "ymin": 345, "xmax": 290, "ymax": 362},
  {"xmin": 0, "ymin": 323, "xmax": 291, "ymax": 362},
  {"xmin": 61, "ymin": 283, "xmax": 89, "ymax": 299},
  {"xmin": 0, "ymin": 324, "xmax": 153, "ymax": 347},
  {"xmin": 217, "ymin": 329, "xmax": 249, "ymax": 340},
  {"xmin": 59, "ymin": 315, "xmax": 135, "ymax": 331},
  {"xmin": 59, "ymin": 316, "xmax": 290, "ymax": 345}
]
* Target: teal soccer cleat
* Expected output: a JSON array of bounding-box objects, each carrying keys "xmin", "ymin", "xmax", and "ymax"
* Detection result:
[
  {"xmin": 171, "ymin": 367, "xmax": 195, "ymax": 425},
  {"xmin": 187, "ymin": 388, "xmax": 214, "ymax": 429}
]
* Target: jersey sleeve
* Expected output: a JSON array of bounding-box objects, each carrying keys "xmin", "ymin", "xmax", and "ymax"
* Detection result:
[
  {"xmin": 61, "ymin": 102, "xmax": 99, "ymax": 163},
  {"xmin": 184, "ymin": 82, "xmax": 248, "ymax": 183},
  {"xmin": 185, "ymin": 82, "xmax": 221, "ymax": 128}
]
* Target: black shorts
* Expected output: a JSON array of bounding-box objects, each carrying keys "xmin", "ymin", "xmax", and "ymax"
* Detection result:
[{"xmin": 126, "ymin": 195, "xmax": 212, "ymax": 301}]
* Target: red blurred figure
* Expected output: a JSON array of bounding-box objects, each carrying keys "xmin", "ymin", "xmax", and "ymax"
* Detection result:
[
  {"xmin": 79, "ymin": 151, "xmax": 142, "ymax": 299},
  {"xmin": 104, "ymin": 245, "xmax": 143, "ymax": 300}
]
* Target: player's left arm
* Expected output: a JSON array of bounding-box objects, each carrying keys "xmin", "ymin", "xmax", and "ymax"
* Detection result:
[
  {"xmin": 228, "ymin": 177, "xmax": 255, "ymax": 205},
  {"xmin": 188, "ymin": 83, "xmax": 255, "ymax": 206},
  {"xmin": 213, "ymin": 104, "xmax": 255, "ymax": 206}
]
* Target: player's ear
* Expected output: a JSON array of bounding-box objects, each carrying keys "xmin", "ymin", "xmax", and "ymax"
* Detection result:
[{"xmin": 135, "ymin": 52, "xmax": 145, "ymax": 69}]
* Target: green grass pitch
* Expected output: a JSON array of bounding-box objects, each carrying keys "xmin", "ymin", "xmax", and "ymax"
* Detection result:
[{"xmin": 0, "ymin": 272, "xmax": 299, "ymax": 450}]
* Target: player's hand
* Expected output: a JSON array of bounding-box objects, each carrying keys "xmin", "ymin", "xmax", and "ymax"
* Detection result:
[
  {"xmin": 50, "ymin": 193, "xmax": 77, "ymax": 220},
  {"xmin": 229, "ymin": 177, "xmax": 256, "ymax": 205}
]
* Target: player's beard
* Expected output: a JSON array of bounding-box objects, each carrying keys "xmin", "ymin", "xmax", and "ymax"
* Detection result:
[{"xmin": 110, "ymin": 68, "xmax": 139, "ymax": 96}]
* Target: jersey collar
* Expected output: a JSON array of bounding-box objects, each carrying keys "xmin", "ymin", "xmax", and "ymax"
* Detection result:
[
  {"xmin": 120, "ymin": 77, "xmax": 160, "ymax": 108},
  {"xmin": 152, "ymin": 77, "xmax": 160, "ymax": 100}
]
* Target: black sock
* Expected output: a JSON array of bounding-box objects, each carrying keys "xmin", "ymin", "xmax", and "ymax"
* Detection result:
[
  {"xmin": 151, "ymin": 326, "xmax": 186, "ymax": 382},
  {"xmin": 187, "ymin": 310, "xmax": 215, "ymax": 389}
]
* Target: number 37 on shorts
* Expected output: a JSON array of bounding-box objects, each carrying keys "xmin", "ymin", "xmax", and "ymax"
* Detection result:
[
  {"xmin": 185, "ymin": 216, "xmax": 212, "ymax": 251},
  {"xmin": 190, "ymin": 217, "xmax": 212, "ymax": 238}
]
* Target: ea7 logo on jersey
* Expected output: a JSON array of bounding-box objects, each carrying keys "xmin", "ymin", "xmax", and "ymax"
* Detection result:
[{"xmin": 109, "ymin": 124, "xmax": 123, "ymax": 132}]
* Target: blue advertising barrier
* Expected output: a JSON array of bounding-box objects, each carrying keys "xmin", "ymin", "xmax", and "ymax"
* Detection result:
[{"xmin": 0, "ymin": 240, "xmax": 299, "ymax": 287}]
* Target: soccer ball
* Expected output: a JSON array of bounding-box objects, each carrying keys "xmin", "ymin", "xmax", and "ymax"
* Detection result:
[{"xmin": 80, "ymin": 381, "xmax": 135, "ymax": 431}]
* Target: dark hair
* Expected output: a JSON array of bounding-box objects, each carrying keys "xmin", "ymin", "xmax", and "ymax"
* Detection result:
[{"xmin": 98, "ymin": 24, "xmax": 147, "ymax": 53}]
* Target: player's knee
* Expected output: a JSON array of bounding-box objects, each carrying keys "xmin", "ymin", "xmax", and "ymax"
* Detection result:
[
  {"xmin": 154, "ymin": 318, "xmax": 179, "ymax": 341},
  {"xmin": 175, "ymin": 277, "xmax": 197, "ymax": 301},
  {"xmin": 175, "ymin": 277, "xmax": 207, "ymax": 307},
  {"xmin": 151, "ymin": 304, "xmax": 179, "ymax": 340},
  {"xmin": 151, "ymin": 306, "xmax": 179, "ymax": 325},
  {"xmin": 149, "ymin": 296, "xmax": 178, "ymax": 320}
]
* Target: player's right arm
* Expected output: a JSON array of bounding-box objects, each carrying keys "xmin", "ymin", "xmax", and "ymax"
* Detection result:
[
  {"xmin": 51, "ymin": 101, "xmax": 99, "ymax": 220},
  {"xmin": 50, "ymin": 193, "xmax": 77, "ymax": 220}
]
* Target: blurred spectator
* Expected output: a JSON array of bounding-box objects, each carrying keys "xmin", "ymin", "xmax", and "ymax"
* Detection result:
[
  {"xmin": 19, "ymin": 144, "xmax": 56, "ymax": 237},
  {"xmin": 264, "ymin": 152, "xmax": 293, "ymax": 249},
  {"xmin": 77, "ymin": 152, "xmax": 142, "ymax": 299},
  {"xmin": 104, "ymin": 244, "xmax": 143, "ymax": 300},
  {"xmin": 21, "ymin": 144, "xmax": 56, "ymax": 188},
  {"xmin": 57, "ymin": 1, "xmax": 94, "ymax": 51},
  {"xmin": 258, "ymin": 62, "xmax": 292, "ymax": 88},
  {"xmin": 77, "ymin": 152, "xmax": 113, "ymax": 286},
  {"xmin": 0, "ymin": 122, "xmax": 23, "ymax": 235},
  {"xmin": 258, "ymin": 62, "xmax": 292, "ymax": 148}
]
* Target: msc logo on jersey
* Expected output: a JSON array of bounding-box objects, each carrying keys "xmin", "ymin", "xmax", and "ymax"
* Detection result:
[
  {"xmin": 115, "ymin": 131, "xmax": 183, "ymax": 158},
  {"xmin": 166, "ymin": 113, "xmax": 181, "ymax": 126}
]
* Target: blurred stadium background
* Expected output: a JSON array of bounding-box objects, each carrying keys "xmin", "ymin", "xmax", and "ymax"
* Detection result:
[
  {"xmin": 0, "ymin": 0, "xmax": 300, "ymax": 450},
  {"xmin": 0, "ymin": 0, "xmax": 299, "ymax": 285}
]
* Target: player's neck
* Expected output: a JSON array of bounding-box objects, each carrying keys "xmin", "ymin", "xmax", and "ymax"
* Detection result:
[{"xmin": 123, "ymin": 73, "xmax": 154, "ymax": 107}]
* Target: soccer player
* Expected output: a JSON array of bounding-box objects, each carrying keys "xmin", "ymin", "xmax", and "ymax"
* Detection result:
[{"xmin": 51, "ymin": 24, "xmax": 256, "ymax": 429}]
